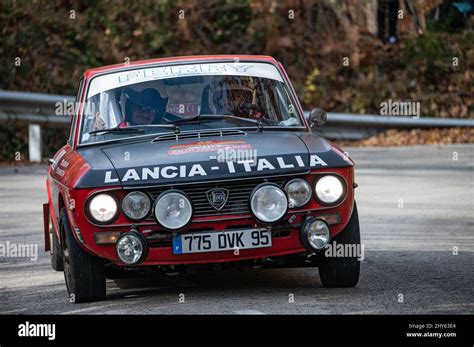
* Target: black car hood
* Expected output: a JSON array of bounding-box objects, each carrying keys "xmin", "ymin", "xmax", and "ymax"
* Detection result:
[{"xmin": 76, "ymin": 131, "xmax": 352, "ymax": 188}]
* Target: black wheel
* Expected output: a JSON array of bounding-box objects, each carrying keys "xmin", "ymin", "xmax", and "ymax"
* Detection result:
[
  {"xmin": 50, "ymin": 215, "xmax": 63, "ymax": 271},
  {"xmin": 318, "ymin": 202, "xmax": 361, "ymax": 287},
  {"xmin": 60, "ymin": 208, "xmax": 106, "ymax": 303}
]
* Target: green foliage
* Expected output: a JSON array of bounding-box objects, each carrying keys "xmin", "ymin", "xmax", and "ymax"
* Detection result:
[
  {"xmin": 403, "ymin": 32, "xmax": 455, "ymax": 74},
  {"xmin": 208, "ymin": 0, "xmax": 251, "ymax": 43},
  {"xmin": 0, "ymin": 0, "xmax": 472, "ymax": 122},
  {"xmin": 0, "ymin": 0, "xmax": 180, "ymax": 94},
  {"xmin": 43, "ymin": 126, "xmax": 70, "ymax": 160},
  {"xmin": 0, "ymin": 121, "xmax": 69, "ymax": 163},
  {"xmin": 0, "ymin": 121, "xmax": 28, "ymax": 162},
  {"xmin": 303, "ymin": 30, "xmax": 473, "ymax": 117}
]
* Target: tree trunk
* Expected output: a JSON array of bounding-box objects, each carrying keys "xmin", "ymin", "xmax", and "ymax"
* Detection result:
[{"xmin": 365, "ymin": 0, "xmax": 378, "ymax": 35}]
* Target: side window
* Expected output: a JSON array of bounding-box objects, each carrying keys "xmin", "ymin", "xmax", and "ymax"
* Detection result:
[{"xmin": 68, "ymin": 78, "xmax": 84, "ymax": 145}]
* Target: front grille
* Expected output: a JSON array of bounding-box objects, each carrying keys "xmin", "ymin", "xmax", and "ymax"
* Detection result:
[{"xmin": 147, "ymin": 176, "xmax": 286, "ymax": 218}]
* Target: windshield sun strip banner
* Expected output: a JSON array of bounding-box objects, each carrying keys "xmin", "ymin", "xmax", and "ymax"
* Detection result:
[{"xmin": 87, "ymin": 62, "xmax": 284, "ymax": 98}]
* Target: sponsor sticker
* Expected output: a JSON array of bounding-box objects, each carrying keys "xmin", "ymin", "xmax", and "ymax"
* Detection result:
[{"xmin": 167, "ymin": 140, "xmax": 251, "ymax": 155}]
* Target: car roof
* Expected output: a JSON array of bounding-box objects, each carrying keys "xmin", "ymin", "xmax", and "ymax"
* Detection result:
[{"xmin": 83, "ymin": 55, "xmax": 279, "ymax": 78}]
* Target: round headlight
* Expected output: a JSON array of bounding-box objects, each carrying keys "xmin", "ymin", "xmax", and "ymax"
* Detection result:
[
  {"xmin": 88, "ymin": 193, "xmax": 118, "ymax": 224},
  {"xmin": 250, "ymin": 184, "xmax": 288, "ymax": 223},
  {"xmin": 285, "ymin": 179, "xmax": 311, "ymax": 208},
  {"xmin": 315, "ymin": 175, "xmax": 345, "ymax": 205},
  {"xmin": 154, "ymin": 191, "xmax": 192, "ymax": 230},
  {"xmin": 122, "ymin": 191, "xmax": 151, "ymax": 221}
]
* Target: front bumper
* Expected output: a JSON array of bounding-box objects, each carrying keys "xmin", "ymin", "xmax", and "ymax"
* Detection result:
[
  {"xmin": 117, "ymin": 227, "xmax": 306, "ymax": 266},
  {"xmin": 65, "ymin": 168, "xmax": 355, "ymax": 266},
  {"xmin": 74, "ymin": 204, "xmax": 351, "ymax": 266}
]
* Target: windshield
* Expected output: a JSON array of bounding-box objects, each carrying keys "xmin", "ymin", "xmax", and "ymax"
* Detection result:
[{"xmin": 80, "ymin": 62, "xmax": 303, "ymax": 144}]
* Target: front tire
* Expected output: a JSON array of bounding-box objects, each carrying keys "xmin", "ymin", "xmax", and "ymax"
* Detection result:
[
  {"xmin": 318, "ymin": 202, "xmax": 361, "ymax": 287},
  {"xmin": 60, "ymin": 208, "xmax": 106, "ymax": 303}
]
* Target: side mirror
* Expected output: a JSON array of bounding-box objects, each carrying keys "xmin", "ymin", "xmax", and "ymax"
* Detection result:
[{"xmin": 308, "ymin": 107, "xmax": 327, "ymax": 130}]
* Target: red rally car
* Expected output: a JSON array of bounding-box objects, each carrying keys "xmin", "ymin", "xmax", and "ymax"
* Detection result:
[{"xmin": 43, "ymin": 55, "xmax": 361, "ymax": 303}]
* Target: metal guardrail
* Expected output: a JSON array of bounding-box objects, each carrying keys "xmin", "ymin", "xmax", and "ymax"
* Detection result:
[
  {"xmin": 0, "ymin": 90, "xmax": 75, "ymax": 105},
  {"xmin": 304, "ymin": 112, "xmax": 474, "ymax": 141},
  {"xmin": 1, "ymin": 90, "xmax": 473, "ymax": 161}
]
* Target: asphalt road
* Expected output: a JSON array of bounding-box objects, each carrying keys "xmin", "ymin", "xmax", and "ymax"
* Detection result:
[{"xmin": 0, "ymin": 144, "xmax": 473, "ymax": 314}]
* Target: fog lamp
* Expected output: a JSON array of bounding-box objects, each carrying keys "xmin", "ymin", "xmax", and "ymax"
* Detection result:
[
  {"xmin": 115, "ymin": 232, "xmax": 148, "ymax": 265},
  {"xmin": 300, "ymin": 218, "xmax": 330, "ymax": 251}
]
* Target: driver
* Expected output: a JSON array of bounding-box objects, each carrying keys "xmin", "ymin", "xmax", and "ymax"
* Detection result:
[
  {"xmin": 208, "ymin": 77, "xmax": 262, "ymax": 119},
  {"xmin": 120, "ymin": 87, "xmax": 168, "ymax": 126}
]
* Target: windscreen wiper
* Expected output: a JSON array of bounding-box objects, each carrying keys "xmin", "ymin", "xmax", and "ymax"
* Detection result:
[
  {"xmin": 169, "ymin": 114, "xmax": 264, "ymax": 132},
  {"xmin": 89, "ymin": 124, "xmax": 180, "ymax": 135},
  {"xmin": 88, "ymin": 127, "xmax": 144, "ymax": 135},
  {"xmin": 126, "ymin": 124, "xmax": 180, "ymax": 134}
]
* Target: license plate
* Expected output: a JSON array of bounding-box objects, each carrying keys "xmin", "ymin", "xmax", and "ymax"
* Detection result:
[{"xmin": 172, "ymin": 229, "xmax": 272, "ymax": 255}]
